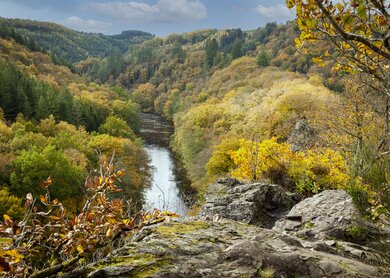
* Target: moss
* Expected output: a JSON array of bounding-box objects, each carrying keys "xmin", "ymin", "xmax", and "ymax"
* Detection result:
[
  {"xmin": 95, "ymin": 253, "xmax": 156, "ymax": 269},
  {"xmin": 156, "ymin": 221, "xmax": 210, "ymax": 237},
  {"xmin": 136, "ymin": 257, "xmax": 171, "ymax": 278},
  {"xmin": 345, "ymin": 225, "xmax": 372, "ymax": 243},
  {"xmin": 0, "ymin": 237, "xmax": 12, "ymax": 244},
  {"xmin": 297, "ymin": 234, "xmax": 307, "ymax": 240},
  {"xmin": 303, "ymin": 221, "xmax": 315, "ymax": 229},
  {"xmin": 234, "ymin": 227, "xmax": 248, "ymax": 237},
  {"xmin": 346, "ymin": 225, "xmax": 365, "ymax": 237},
  {"xmin": 338, "ymin": 261, "xmax": 354, "ymax": 272},
  {"xmin": 303, "ymin": 256, "xmax": 321, "ymax": 264},
  {"xmin": 258, "ymin": 267, "xmax": 275, "ymax": 278},
  {"xmin": 94, "ymin": 253, "xmax": 171, "ymax": 278}
]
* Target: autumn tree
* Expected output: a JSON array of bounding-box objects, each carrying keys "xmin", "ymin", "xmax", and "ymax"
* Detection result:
[
  {"xmin": 112, "ymin": 99, "xmax": 141, "ymax": 132},
  {"xmin": 288, "ymin": 0, "xmax": 390, "ymax": 216},
  {"xmin": 98, "ymin": 115, "xmax": 136, "ymax": 140},
  {"xmin": 0, "ymin": 188, "xmax": 24, "ymax": 220},
  {"xmin": 287, "ymin": 0, "xmax": 390, "ymax": 150},
  {"xmin": 229, "ymin": 138, "xmax": 348, "ymax": 193},
  {"xmin": 10, "ymin": 145, "xmax": 86, "ymax": 203},
  {"xmin": 206, "ymin": 138, "xmax": 240, "ymax": 177},
  {"xmin": 131, "ymin": 83, "xmax": 157, "ymax": 111},
  {"xmin": 288, "ymin": 0, "xmax": 389, "ymax": 79}
]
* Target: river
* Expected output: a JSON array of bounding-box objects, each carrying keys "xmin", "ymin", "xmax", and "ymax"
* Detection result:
[{"xmin": 139, "ymin": 113, "xmax": 193, "ymax": 215}]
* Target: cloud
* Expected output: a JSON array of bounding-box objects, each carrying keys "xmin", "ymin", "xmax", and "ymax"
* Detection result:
[
  {"xmin": 63, "ymin": 16, "xmax": 113, "ymax": 33},
  {"xmin": 1, "ymin": 0, "xmax": 80, "ymax": 11},
  {"xmin": 253, "ymin": 4, "xmax": 294, "ymax": 20},
  {"xmin": 86, "ymin": 0, "xmax": 207, "ymax": 24}
]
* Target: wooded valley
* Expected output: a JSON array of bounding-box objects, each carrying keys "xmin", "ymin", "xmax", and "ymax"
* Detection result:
[{"xmin": 0, "ymin": 1, "xmax": 389, "ymax": 276}]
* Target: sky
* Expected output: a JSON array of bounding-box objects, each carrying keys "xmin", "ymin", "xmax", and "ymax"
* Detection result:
[{"xmin": 0, "ymin": 0, "xmax": 295, "ymax": 36}]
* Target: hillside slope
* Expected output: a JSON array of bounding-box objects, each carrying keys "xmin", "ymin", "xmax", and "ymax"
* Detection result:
[
  {"xmin": 0, "ymin": 36, "xmax": 151, "ymax": 212},
  {"xmin": 1, "ymin": 17, "xmax": 153, "ymax": 63}
]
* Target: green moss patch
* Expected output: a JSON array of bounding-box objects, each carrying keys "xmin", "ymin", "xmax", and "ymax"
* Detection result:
[
  {"xmin": 94, "ymin": 253, "xmax": 171, "ymax": 278},
  {"xmin": 156, "ymin": 221, "xmax": 210, "ymax": 237}
]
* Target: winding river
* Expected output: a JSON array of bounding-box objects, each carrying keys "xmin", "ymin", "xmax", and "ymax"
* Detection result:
[{"xmin": 139, "ymin": 113, "xmax": 193, "ymax": 215}]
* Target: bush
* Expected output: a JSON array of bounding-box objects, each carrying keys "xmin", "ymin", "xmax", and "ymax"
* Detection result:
[
  {"xmin": 10, "ymin": 145, "xmax": 86, "ymax": 204},
  {"xmin": 0, "ymin": 188, "xmax": 24, "ymax": 220},
  {"xmin": 206, "ymin": 138, "xmax": 240, "ymax": 177},
  {"xmin": 228, "ymin": 138, "xmax": 349, "ymax": 194},
  {"xmin": 289, "ymin": 149, "xmax": 348, "ymax": 194},
  {"xmin": 0, "ymin": 161, "xmax": 176, "ymax": 277},
  {"xmin": 348, "ymin": 144, "xmax": 390, "ymax": 219}
]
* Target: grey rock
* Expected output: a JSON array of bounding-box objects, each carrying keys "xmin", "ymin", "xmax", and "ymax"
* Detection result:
[
  {"xmin": 63, "ymin": 220, "xmax": 384, "ymax": 278},
  {"xmin": 318, "ymin": 260, "xmax": 342, "ymax": 276},
  {"xmin": 88, "ymin": 265, "xmax": 138, "ymax": 277},
  {"xmin": 200, "ymin": 179, "xmax": 297, "ymax": 228},
  {"xmin": 273, "ymin": 190, "xmax": 386, "ymax": 243},
  {"xmin": 287, "ymin": 118, "xmax": 317, "ymax": 151},
  {"xmin": 61, "ymin": 185, "xmax": 390, "ymax": 278},
  {"xmin": 216, "ymin": 177, "xmax": 243, "ymax": 187}
]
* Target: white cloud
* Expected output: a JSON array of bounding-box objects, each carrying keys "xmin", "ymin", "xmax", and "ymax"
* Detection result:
[
  {"xmin": 253, "ymin": 4, "xmax": 294, "ymax": 20},
  {"xmin": 86, "ymin": 0, "xmax": 207, "ymax": 24},
  {"xmin": 63, "ymin": 16, "xmax": 113, "ymax": 33}
]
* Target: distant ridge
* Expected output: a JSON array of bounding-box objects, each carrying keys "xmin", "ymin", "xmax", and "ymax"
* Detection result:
[{"xmin": 0, "ymin": 17, "xmax": 153, "ymax": 63}]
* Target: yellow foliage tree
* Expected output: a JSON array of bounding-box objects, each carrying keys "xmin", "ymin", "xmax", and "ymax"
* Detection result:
[
  {"xmin": 287, "ymin": 0, "xmax": 390, "ymax": 87},
  {"xmin": 206, "ymin": 138, "xmax": 241, "ymax": 177},
  {"xmin": 229, "ymin": 138, "xmax": 293, "ymax": 182},
  {"xmin": 0, "ymin": 188, "xmax": 24, "ymax": 220},
  {"xmin": 229, "ymin": 138, "xmax": 348, "ymax": 193}
]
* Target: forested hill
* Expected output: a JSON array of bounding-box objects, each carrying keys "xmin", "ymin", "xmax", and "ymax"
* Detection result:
[
  {"xmin": 0, "ymin": 33, "xmax": 153, "ymax": 217},
  {"xmin": 0, "ymin": 17, "xmax": 153, "ymax": 64},
  {"xmin": 81, "ymin": 21, "xmax": 342, "ymax": 92}
]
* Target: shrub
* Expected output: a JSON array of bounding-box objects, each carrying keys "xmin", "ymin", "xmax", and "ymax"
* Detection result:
[
  {"xmin": 228, "ymin": 138, "xmax": 348, "ymax": 194},
  {"xmin": 288, "ymin": 149, "xmax": 348, "ymax": 194},
  {"xmin": 348, "ymin": 144, "xmax": 390, "ymax": 220},
  {"xmin": 0, "ymin": 161, "xmax": 176, "ymax": 277},
  {"xmin": 229, "ymin": 138, "xmax": 293, "ymax": 185},
  {"xmin": 206, "ymin": 138, "xmax": 240, "ymax": 177},
  {"xmin": 0, "ymin": 188, "xmax": 24, "ymax": 220}
]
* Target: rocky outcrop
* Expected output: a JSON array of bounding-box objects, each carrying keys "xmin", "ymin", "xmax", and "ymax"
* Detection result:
[
  {"xmin": 287, "ymin": 119, "xmax": 317, "ymax": 151},
  {"xmin": 273, "ymin": 190, "xmax": 389, "ymax": 243},
  {"xmin": 62, "ymin": 182, "xmax": 389, "ymax": 278},
  {"xmin": 63, "ymin": 220, "xmax": 384, "ymax": 278},
  {"xmin": 200, "ymin": 178, "xmax": 298, "ymax": 228}
]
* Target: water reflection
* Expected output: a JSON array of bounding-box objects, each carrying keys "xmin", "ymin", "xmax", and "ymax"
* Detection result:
[{"xmin": 139, "ymin": 113, "xmax": 193, "ymax": 215}]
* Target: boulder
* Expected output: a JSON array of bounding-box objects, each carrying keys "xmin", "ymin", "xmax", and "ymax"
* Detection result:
[
  {"xmin": 200, "ymin": 178, "xmax": 297, "ymax": 228},
  {"xmin": 273, "ymin": 190, "xmax": 387, "ymax": 243}
]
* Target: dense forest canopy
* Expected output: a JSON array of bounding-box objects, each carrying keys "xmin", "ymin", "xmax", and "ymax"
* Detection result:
[{"xmin": 0, "ymin": 34, "xmax": 151, "ymax": 217}]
